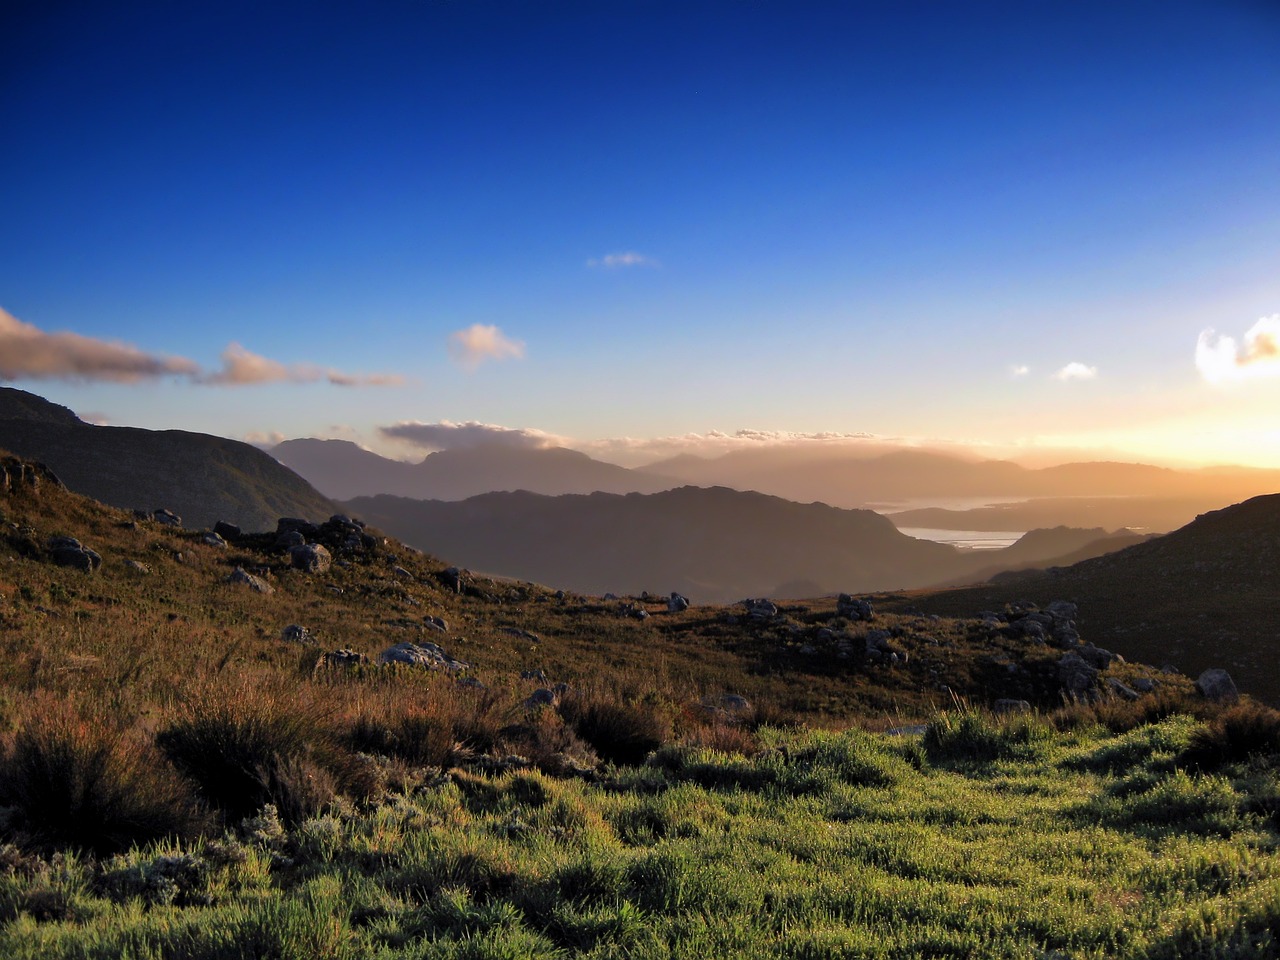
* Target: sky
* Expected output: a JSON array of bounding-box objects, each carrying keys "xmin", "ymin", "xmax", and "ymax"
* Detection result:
[{"xmin": 2, "ymin": 0, "xmax": 1279, "ymax": 468}]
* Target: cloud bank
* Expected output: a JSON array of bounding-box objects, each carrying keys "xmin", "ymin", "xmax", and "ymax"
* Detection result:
[
  {"xmin": 1196, "ymin": 315, "xmax": 1280, "ymax": 384},
  {"xmin": 0, "ymin": 309, "xmax": 403, "ymax": 387},
  {"xmin": 1053, "ymin": 362, "xmax": 1098, "ymax": 381},
  {"xmin": 447, "ymin": 324, "xmax": 525, "ymax": 371},
  {"xmin": 381, "ymin": 420, "xmax": 565, "ymax": 452},
  {"xmin": 586, "ymin": 251, "xmax": 659, "ymax": 269},
  {"xmin": 0, "ymin": 307, "xmax": 199, "ymax": 382}
]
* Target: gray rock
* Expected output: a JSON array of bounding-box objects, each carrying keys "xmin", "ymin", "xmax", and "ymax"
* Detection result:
[
  {"xmin": 521, "ymin": 669, "xmax": 548, "ymax": 682},
  {"xmin": 1106, "ymin": 678, "xmax": 1140, "ymax": 701},
  {"xmin": 153, "ymin": 508, "xmax": 182, "ymax": 527},
  {"xmin": 423, "ymin": 615, "xmax": 447, "ymax": 632},
  {"xmin": 1132, "ymin": 677, "xmax": 1156, "ymax": 693},
  {"xmin": 1045, "ymin": 600, "xmax": 1077, "ymax": 622},
  {"xmin": 837, "ymin": 594, "xmax": 875, "ymax": 621},
  {"xmin": 201, "ymin": 531, "xmax": 227, "ymax": 548},
  {"xmin": 277, "ymin": 517, "xmax": 319, "ymax": 538},
  {"xmin": 47, "ymin": 536, "xmax": 101, "ymax": 572},
  {"xmin": 281, "ymin": 624, "xmax": 314, "ymax": 645},
  {"xmin": 124, "ymin": 559, "xmax": 150, "ymax": 575},
  {"xmin": 1077, "ymin": 644, "xmax": 1115, "ymax": 671},
  {"xmin": 213, "ymin": 520, "xmax": 241, "ymax": 540},
  {"xmin": 524, "ymin": 688, "xmax": 557, "ymax": 708},
  {"xmin": 742, "ymin": 598, "xmax": 778, "ymax": 619},
  {"xmin": 1195, "ymin": 668, "xmax": 1239, "ymax": 702},
  {"xmin": 289, "ymin": 543, "xmax": 332, "ymax": 574},
  {"xmin": 275, "ymin": 529, "xmax": 307, "ymax": 549},
  {"xmin": 318, "ymin": 649, "xmax": 367, "ymax": 668},
  {"xmin": 1058, "ymin": 652, "xmax": 1100, "ymax": 695},
  {"xmin": 227, "ymin": 566, "xmax": 274, "ymax": 594},
  {"xmin": 440, "ymin": 566, "xmax": 464, "ymax": 593},
  {"xmin": 392, "ymin": 565, "xmax": 413, "ymax": 579},
  {"xmin": 378, "ymin": 641, "xmax": 470, "ymax": 672},
  {"xmin": 668, "ymin": 592, "xmax": 690, "ymax": 613}
]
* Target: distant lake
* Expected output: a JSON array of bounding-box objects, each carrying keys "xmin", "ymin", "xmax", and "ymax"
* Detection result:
[{"xmin": 898, "ymin": 527, "xmax": 1024, "ymax": 550}]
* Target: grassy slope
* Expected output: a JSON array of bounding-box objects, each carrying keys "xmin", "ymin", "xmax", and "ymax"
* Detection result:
[{"xmin": 2, "ymin": 459, "xmax": 1280, "ymax": 957}]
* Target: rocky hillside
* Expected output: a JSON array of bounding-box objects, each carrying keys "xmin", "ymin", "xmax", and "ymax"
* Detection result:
[
  {"xmin": 0, "ymin": 388, "xmax": 335, "ymax": 531},
  {"xmin": 896, "ymin": 494, "xmax": 1280, "ymax": 703}
]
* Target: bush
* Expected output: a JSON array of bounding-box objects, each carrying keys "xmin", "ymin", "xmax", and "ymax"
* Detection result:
[
  {"xmin": 558, "ymin": 693, "xmax": 672, "ymax": 766},
  {"xmin": 1183, "ymin": 702, "xmax": 1280, "ymax": 770},
  {"xmin": 157, "ymin": 692, "xmax": 336, "ymax": 824},
  {"xmin": 0, "ymin": 709, "xmax": 200, "ymax": 855},
  {"xmin": 923, "ymin": 710, "xmax": 1051, "ymax": 765}
]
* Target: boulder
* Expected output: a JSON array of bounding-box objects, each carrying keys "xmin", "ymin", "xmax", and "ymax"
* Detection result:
[
  {"xmin": 742, "ymin": 598, "xmax": 778, "ymax": 619},
  {"xmin": 201, "ymin": 531, "xmax": 227, "ymax": 548},
  {"xmin": 281, "ymin": 624, "xmax": 314, "ymax": 645},
  {"xmin": 289, "ymin": 543, "xmax": 332, "ymax": 574},
  {"xmin": 275, "ymin": 529, "xmax": 307, "ymax": 549},
  {"xmin": 153, "ymin": 508, "xmax": 182, "ymax": 527},
  {"xmin": 317, "ymin": 649, "xmax": 367, "ymax": 668},
  {"xmin": 277, "ymin": 517, "xmax": 319, "ymax": 538},
  {"xmin": 523, "ymin": 687, "xmax": 558, "ymax": 709},
  {"xmin": 440, "ymin": 567, "xmax": 464, "ymax": 593},
  {"xmin": 1058, "ymin": 652, "xmax": 1099, "ymax": 696},
  {"xmin": 1045, "ymin": 600, "xmax": 1077, "ymax": 622},
  {"xmin": 1106, "ymin": 678, "xmax": 1141, "ymax": 701},
  {"xmin": 1195, "ymin": 668, "xmax": 1239, "ymax": 702},
  {"xmin": 124, "ymin": 559, "xmax": 150, "ymax": 575},
  {"xmin": 1076, "ymin": 644, "xmax": 1115, "ymax": 671},
  {"xmin": 226, "ymin": 566, "xmax": 274, "ymax": 594},
  {"xmin": 213, "ymin": 520, "xmax": 241, "ymax": 540},
  {"xmin": 668, "ymin": 592, "xmax": 690, "ymax": 613},
  {"xmin": 47, "ymin": 536, "xmax": 101, "ymax": 572},
  {"xmin": 837, "ymin": 594, "xmax": 875, "ymax": 621},
  {"xmin": 378, "ymin": 641, "xmax": 470, "ymax": 672}
]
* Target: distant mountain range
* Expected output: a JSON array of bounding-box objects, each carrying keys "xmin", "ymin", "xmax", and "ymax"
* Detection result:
[
  {"xmin": 0, "ymin": 388, "xmax": 334, "ymax": 531},
  {"xmin": 271, "ymin": 438, "xmax": 677, "ymax": 501},
  {"xmin": 903, "ymin": 494, "xmax": 1280, "ymax": 702},
  {"xmin": 342, "ymin": 486, "xmax": 1144, "ymax": 603}
]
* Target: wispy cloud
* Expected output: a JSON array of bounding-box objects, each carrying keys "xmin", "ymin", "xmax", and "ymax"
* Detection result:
[
  {"xmin": 1196, "ymin": 315, "xmax": 1280, "ymax": 384},
  {"xmin": 586, "ymin": 251, "xmax": 659, "ymax": 269},
  {"xmin": 381, "ymin": 420, "xmax": 564, "ymax": 452},
  {"xmin": 447, "ymin": 323, "xmax": 525, "ymax": 371},
  {"xmin": 1053, "ymin": 362, "xmax": 1097, "ymax": 381},
  {"xmin": 0, "ymin": 308, "xmax": 404, "ymax": 388},
  {"xmin": 244, "ymin": 429, "xmax": 286, "ymax": 449},
  {"xmin": 0, "ymin": 307, "xmax": 199, "ymax": 382},
  {"xmin": 1011, "ymin": 364, "xmax": 1030, "ymax": 377},
  {"xmin": 204, "ymin": 343, "xmax": 404, "ymax": 387}
]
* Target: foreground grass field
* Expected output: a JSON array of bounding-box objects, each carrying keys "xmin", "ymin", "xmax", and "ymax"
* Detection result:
[{"xmin": 3, "ymin": 711, "xmax": 1280, "ymax": 959}]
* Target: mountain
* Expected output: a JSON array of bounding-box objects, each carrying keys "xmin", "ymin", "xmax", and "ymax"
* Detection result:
[
  {"xmin": 639, "ymin": 447, "xmax": 1280, "ymax": 516},
  {"xmin": 272, "ymin": 437, "xmax": 678, "ymax": 500},
  {"xmin": 0, "ymin": 388, "xmax": 334, "ymax": 531},
  {"xmin": 886, "ymin": 496, "xmax": 1232, "ymax": 535},
  {"xmin": 933, "ymin": 526, "xmax": 1153, "ymax": 587},
  {"xmin": 898, "ymin": 494, "xmax": 1280, "ymax": 702},
  {"xmin": 345, "ymin": 485, "xmax": 978, "ymax": 602}
]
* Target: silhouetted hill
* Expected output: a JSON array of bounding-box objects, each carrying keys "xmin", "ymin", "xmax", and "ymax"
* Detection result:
[
  {"xmin": 640, "ymin": 447, "xmax": 1280, "ymax": 516},
  {"xmin": 344, "ymin": 485, "xmax": 971, "ymax": 602},
  {"xmin": 0, "ymin": 389, "xmax": 334, "ymax": 531},
  {"xmin": 933, "ymin": 527, "xmax": 1153, "ymax": 587},
  {"xmin": 886, "ymin": 497, "xmax": 1231, "ymax": 535},
  {"xmin": 273, "ymin": 438, "xmax": 678, "ymax": 500},
  {"xmin": 898, "ymin": 494, "xmax": 1280, "ymax": 702}
]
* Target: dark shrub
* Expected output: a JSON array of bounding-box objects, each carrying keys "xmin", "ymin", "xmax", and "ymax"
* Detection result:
[
  {"xmin": 1182, "ymin": 702, "xmax": 1280, "ymax": 770},
  {"xmin": 0, "ymin": 712, "xmax": 200, "ymax": 855},
  {"xmin": 558, "ymin": 694, "xmax": 672, "ymax": 766}
]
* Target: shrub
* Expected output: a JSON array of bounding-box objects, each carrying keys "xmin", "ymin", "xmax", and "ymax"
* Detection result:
[
  {"xmin": 1182, "ymin": 702, "xmax": 1280, "ymax": 770},
  {"xmin": 923, "ymin": 710, "xmax": 1051, "ymax": 765},
  {"xmin": 0, "ymin": 708, "xmax": 200, "ymax": 855},
  {"xmin": 157, "ymin": 691, "xmax": 336, "ymax": 824},
  {"xmin": 558, "ymin": 693, "xmax": 672, "ymax": 766}
]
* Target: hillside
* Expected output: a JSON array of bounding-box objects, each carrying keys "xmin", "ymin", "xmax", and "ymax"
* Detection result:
[
  {"xmin": 273, "ymin": 437, "xmax": 678, "ymax": 500},
  {"xmin": 343, "ymin": 485, "xmax": 968, "ymax": 601},
  {"xmin": 897, "ymin": 494, "xmax": 1280, "ymax": 702},
  {"xmin": 0, "ymin": 388, "xmax": 335, "ymax": 531}
]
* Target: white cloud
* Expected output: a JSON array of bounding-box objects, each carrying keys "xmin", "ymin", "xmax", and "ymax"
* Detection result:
[
  {"xmin": 586, "ymin": 251, "xmax": 659, "ymax": 269},
  {"xmin": 447, "ymin": 324, "xmax": 525, "ymax": 371},
  {"xmin": 0, "ymin": 307, "xmax": 200, "ymax": 382},
  {"xmin": 1053, "ymin": 362, "xmax": 1098, "ymax": 381},
  {"xmin": 381, "ymin": 420, "xmax": 564, "ymax": 452},
  {"xmin": 1196, "ymin": 315, "xmax": 1280, "ymax": 384},
  {"xmin": 205, "ymin": 343, "xmax": 404, "ymax": 387},
  {"xmin": 244, "ymin": 430, "xmax": 287, "ymax": 449},
  {"xmin": 1011, "ymin": 365, "xmax": 1030, "ymax": 377}
]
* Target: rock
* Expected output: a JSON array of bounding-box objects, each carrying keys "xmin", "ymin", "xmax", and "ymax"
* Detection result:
[
  {"xmin": 392, "ymin": 565, "xmax": 413, "ymax": 579},
  {"xmin": 201, "ymin": 531, "xmax": 227, "ymax": 548},
  {"xmin": 521, "ymin": 669, "xmax": 548, "ymax": 682},
  {"xmin": 837, "ymin": 594, "xmax": 875, "ymax": 621},
  {"xmin": 1058, "ymin": 652, "xmax": 1099, "ymax": 696},
  {"xmin": 1076, "ymin": 644, "xmax": 1115, "ymax": 671},
  {"xmin": 1132, "ymin": 677, "xmax": 1156, "ymax": 693},
  {"xmin": 317, "ymin": 649, "xmax": 367, "ymax": 668},
  {"xmin": 440, "ymin": 567, "xmax": 464, "ymax": 593},
  {"xmin": 281, "ymin": 624, "xmax": 314, "ymax": 645},
  {"xmin": 1195, "ymin": 668, "xmax": 1239, "ymax": 702},
  {"xmin": 289, "ymin": 543, "xmax": 332, "ymax": 574},
  {"xmin": 523, "ymin": 688, "xmax": 557, "ymax": 709},
  {"xmin": 226, "ymin": 566, "xmax": 274, "ymax": 594},
  {"xmin": 1051, "ymin": 626, "xmax": 1081, "ymax": 648},
  {"xmin": 742, "ymin": 598, "xmax": 778, "ymax": 619},
  {"xmin": 1106, "ymin": 678, "xmax": 1140, "ymax": 701},
  {"xmin": 993, "ymin": 699, "xmax": 1033, "ymax": 714},
  {"xmin": 275, "ymin": 529, "xmax": 307, "ymax": 549},
  {"xmin": 378, "ymin": 641, "xmax": 470, "ymax": 672},
  {"xmin": 424, "ymin": 615, "xmax": 447, "ymax": 632},
  {"xmin": 153, "ymin": 508, "xmax": 182, "ymax": 527},
  {"xmin": 47, "ymin": 536, "xmax": 101, "ymax": 572},
  {"xmin": 1045, "ymin": 600, "xmax": 1077, "ymax": 622},
  {"xmin": 213, "ymin": 520, "xmax": 241, "ymax": 540},
  {"xmin": 668, "ymin": 592, "xmax": 690, "ymax": 613},
  {"xmin": 124, "ymin": 559, "xmax": 150, "ymax": 575},
  {"xmin": 277, "ymin": 517, "xmax": 319, "ymax": 538}
]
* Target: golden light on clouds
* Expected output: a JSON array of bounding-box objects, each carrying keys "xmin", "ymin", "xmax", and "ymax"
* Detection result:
[{"xmin": 1196, "ymin": 315, "xmax": 1280, "ymax": 384}]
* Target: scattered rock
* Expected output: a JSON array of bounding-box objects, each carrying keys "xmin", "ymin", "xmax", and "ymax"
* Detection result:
[
  {"xmin": 392, "ymin": 565, "xmax": 413, "ymax": 579},
  {"xmin": 213, "ymin": 520, "xmax": 241, "ymax": 540},
  {"xmin": 668, "ymin": 592, "xmax": 690, "ymax": 613},
  {"xmin": 423, "ymin": 615, "xmax": 448, "ymax": 632},
  {"xmin": 226, "ymin": 566, "xmax": 274, "ymax": 594},
  {"xmin": 378, "ymin": 641, "xmax": 470, "ymax": 672},
  {"xmin": 277, "ymin": 517, "xmax": 319, "ymax": 538},
  {"xmin": 1076, "ymin": 644, "xmax": 1116, "ymax": 671},
  {"xmin": 521, "ymin": 669, "xmax": 548, "ymax": 682},
  {"xmin": 1045, "ymin": 600, "xmax": 1077, "ymax": 622},
  {"xmin": 523, "ymin": 688, "xmax": 558, "ymax": 709},
  {"xmin": 317, "ymin": 649, "xmax": 367, "ymax": 668},
  {"xmin": 1195, "ymin": 668, "xmax": 1239, "ymax": 702},
  {"xmin": 201, "ymin": 531, "xmax": 227, "ymax": 548},
  {"xmin": 1058, "ymin": 652, "xmax": 1100, "ymax": 696},
  {"xmin": 153, "ymin": 508, "xmax": 182, "ymax": 527},
  {"xmin": 289, "ymin": 543, "xmax": 332, "ymax": 574},
  {"xmin": 280, "ymin": 624, "xmax": 314, "ymax": 645},
  {"xmin": 47, "ymin": 536, "xmax": 101, "ymax": 572},
  {"xmin": 275, "ymin": 529, "xmax": 307, "ymax": 549},
  {"xmin": 1132, "ymin": 677, "xmax": 1156, "ymax": 693},
  {"xmin": 124, "ymin": 559, "xmax": 150, "ymax": 575},
  {"xmin": 837, "ymin": 594, "xmax": 875, "ymax": 621},
  {"xmin": 742, "ymin": 598, "xmax": 778, "ymax": 619},
  {"xmin": 439, "ymin": 567, "xmax": 464, "ymax": 593},
  {"xmin": 1106, "ymin": 678, "xmax": 1140, "ymax": 701}
]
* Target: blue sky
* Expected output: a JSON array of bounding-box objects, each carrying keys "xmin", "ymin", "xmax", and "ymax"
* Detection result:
[{"xmin": 3, "ymin": 1, "xmax": 1279, "ymax": 466}]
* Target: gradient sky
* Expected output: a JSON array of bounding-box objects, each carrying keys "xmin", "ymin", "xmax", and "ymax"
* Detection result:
[{"xmin": 3, "ymin": 1, "xmax": 1279, "ymax": 467}]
